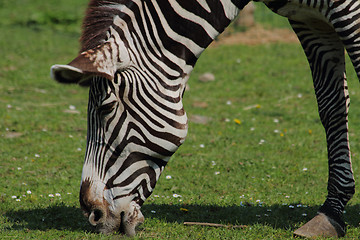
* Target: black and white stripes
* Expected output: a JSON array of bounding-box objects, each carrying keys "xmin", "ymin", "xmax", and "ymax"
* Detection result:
[
  {"xmin": 51, "ymin": 0, "xmax": 360, "ymax": 236},
  {"xmin": 76, "ymin": 1, "xmax": 244, "ymax": 209}
]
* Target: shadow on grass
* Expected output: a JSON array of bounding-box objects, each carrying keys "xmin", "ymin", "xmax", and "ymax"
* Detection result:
[
  {"xmin": 4, "ymin": 202, "xmax": 360, "ymax": 232},
  {"xmin": 4, "ymin": 203, "xmax": 92, "ymax": 232},
  {"xmin": 141, "ymin": 202, "xmax": 360, "ymax": 230}
]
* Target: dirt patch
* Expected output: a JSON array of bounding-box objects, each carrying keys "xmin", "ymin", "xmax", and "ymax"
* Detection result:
[{"xmin": 211, "ymin": 25, "xmax": 299, "ymax": 47}]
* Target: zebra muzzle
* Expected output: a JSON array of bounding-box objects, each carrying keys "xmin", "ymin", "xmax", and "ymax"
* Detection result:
[
  {"xmin": 88, "ymin": 208, "xmax": 105, "ymax": 226},
  {"xmin": 86, "ymin": 202, "xmax": 144, "ymax": 236},
  {"xmin": 120, "ymin": 202, "xmax": 145, "ymax": 236}
]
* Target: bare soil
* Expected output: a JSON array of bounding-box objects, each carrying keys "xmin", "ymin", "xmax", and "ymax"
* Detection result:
[{"xmin": 211, "ymin": 24, "xmax": 299, "ymax": 47}]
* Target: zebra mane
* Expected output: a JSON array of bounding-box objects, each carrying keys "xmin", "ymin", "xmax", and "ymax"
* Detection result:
[{"xmin": 80, "ymin": 0, "xmax": 128, "ymax": 53}]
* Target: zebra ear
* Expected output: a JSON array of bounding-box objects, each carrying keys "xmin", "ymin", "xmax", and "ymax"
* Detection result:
[
  {"xmin": 51, "ymin": 41, "xmax": 127, "ymax": 86},
  {"xmin": 50, "ymin": 64, "xmax": 93, "ymax": 86}
]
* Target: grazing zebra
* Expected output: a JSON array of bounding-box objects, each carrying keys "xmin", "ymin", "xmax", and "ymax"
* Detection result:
[{"xmin": 50, "ymin": 0, "xmax": 360, "ymax": 237}]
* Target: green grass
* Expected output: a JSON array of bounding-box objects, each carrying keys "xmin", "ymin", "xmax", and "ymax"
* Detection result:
[
  {"xmin": 253, "ymin": 2, "xmax": 291, "ymax": 29},
  {"xmin": 1, "ymin": 1, "xmax": 360, "ymax": 239}
]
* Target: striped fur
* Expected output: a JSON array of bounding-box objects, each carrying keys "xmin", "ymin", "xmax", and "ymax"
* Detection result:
[{"xmin": 51, "ymin": 0, "xmax": 360, "ymax": 236}]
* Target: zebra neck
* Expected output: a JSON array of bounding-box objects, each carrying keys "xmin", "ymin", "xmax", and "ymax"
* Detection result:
[{"xmin": 80, "ymin": 0, "xmax": 246, "ymax": 87}]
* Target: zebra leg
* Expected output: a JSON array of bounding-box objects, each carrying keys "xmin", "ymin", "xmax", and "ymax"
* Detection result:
[
  {"xmin": 329, "ymin": 0, "xmax": 360, "ymax": 81},
  {"xmin": 289, "ymin": 20, "xmax": 354, "ymax": 238}
]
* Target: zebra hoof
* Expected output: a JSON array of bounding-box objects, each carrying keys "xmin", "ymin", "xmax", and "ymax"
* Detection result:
[{"xmin": 293, "ymin": 213, "xmax": 345, "ymax": 238}]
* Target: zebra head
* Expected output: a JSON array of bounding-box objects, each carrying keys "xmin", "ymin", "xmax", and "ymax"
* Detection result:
[
  {"xmin": 50, "ymin": 0, "xmax": 240, "ymax": 235},
  {"xmin": 51, "ymin": 33, "xmax": 188, "ymax": 235}
]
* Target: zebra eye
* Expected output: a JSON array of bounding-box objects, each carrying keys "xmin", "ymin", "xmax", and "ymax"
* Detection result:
[{"xmin": 97, "ymin": 101, "xmax": 117, "ymax": 116}]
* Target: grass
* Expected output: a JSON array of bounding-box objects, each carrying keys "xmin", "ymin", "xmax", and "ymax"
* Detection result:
[
  {"xmin": 1, "ymin": 1, "xmax": 360, "ymax": 239},
  {"xmin": 253, "ymin": 2, "xmax": 291, "ymax": 29}
]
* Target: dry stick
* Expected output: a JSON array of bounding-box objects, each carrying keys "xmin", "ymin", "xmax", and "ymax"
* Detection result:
[{"xmin": 184, "ymin": 222, "xmax": 247, "ymax": 229}]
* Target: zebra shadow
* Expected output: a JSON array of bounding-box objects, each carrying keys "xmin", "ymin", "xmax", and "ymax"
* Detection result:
[
  {"xmin": 141, "ymin": 202, "xmax": 360, "ymax": 230},
  {"xmin": 4, "ymin": 203, "xmax": 92, "ymax": 232},
  {"xmin": 3, "ymin": 202, "xmax": 360, "ymax": 232}
]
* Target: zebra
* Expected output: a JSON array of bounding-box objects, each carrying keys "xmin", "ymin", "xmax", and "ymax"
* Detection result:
[{"xmin": 50, "ymin": 0, "xmax": 360, "ymax": 237}]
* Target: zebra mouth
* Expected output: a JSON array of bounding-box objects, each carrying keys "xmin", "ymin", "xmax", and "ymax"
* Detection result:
[
  {"xmin": 118, "ymin": 201, "xmax": 145, "ymax": 236},
  {"xmin": 118, "ymin": 211, "xmax": 126, "ymax": 234}
]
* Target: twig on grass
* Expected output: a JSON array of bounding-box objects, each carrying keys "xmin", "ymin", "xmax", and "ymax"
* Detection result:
[{"xmin": 184, "ymin": 222, "xmax": 247, "ymax": 229}]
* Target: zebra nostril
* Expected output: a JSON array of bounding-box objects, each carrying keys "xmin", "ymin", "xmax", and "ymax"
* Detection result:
[{"xmin": 89, "ymin": 209, "xmax": 104, "ymax": 226}]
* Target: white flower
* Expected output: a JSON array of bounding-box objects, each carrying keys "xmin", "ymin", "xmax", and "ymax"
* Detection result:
[
  {"xmin": 16, "ymin": 199, "xmax": 21, "ymax": 202},
  {"xmin": 302, "ymin": 213, "xmax": 307, "ymax": 217},
  {"xmin": 165, "ymin": 175, "xmax": 172, "ymax": 179},
  {"xmin": 172, "ymin": 194, "xmax": 181, "ymax": 198},
  {"xmin": 211, "ymin": 161, "xmax": 216, "ymax": 166},
  {"xmin": 259, "ymin": 139, "xmax": 265, "ymax": 145},
  {"xmin": 55, "ymin": 193, "xmax": 61, "ymax": 197},
  {"xmin": 303, "ymin": 168, "xmax": 308, "ymax": 171},
  {"xmin": 48, "ymin": 194, "xmax": 54, "ymax": 198},
  {"xmin": 214, "ymin": 171, "xmax": 220, "ymax": 175},
  {"xmin": 34, "ymin": 154, "xmax": 40, "ymax": 158},
  {"xmin": 11, "ymin": 196, "xmax": 17, "ymax": 199},
  {"xmin": 226, "ymin": 100, "xmax": 232, "ymax": 105},
  {"xmin": 199, "ymin": 144, "xmax": 205, "ymax": 148},
  {"xmin": 273, "ymin": 118, "xmax": 279, "ymax": 123},
  {"xmin": 69, "ymin": 105, "xmax": 76, "ymax": 110},
  {"xmin": 26, "ymin": 190, "xmax": 32, "ymax": 194},
  {"xmin": 151, "ymin": 210, "xmax": 156, "ymax": 213}
]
